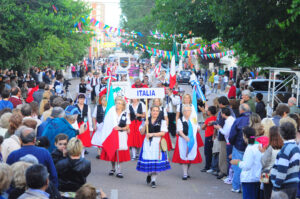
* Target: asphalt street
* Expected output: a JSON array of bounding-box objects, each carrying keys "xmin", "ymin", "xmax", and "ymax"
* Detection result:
[{"xmin": 68, "ymin": 78, "xmax": 241, "ymax": 199}]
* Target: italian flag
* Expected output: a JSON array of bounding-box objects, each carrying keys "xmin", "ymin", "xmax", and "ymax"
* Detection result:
[
  {"xmin": 98, "ymin": 84, "xmax": 119, "ymax": 160},
  {"xmin": 169, "ymin": 55, "xmax": 176, "ymax": 89}
]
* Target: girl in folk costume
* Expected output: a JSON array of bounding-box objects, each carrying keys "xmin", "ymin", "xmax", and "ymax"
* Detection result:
[
  {"xmin": 76, "ymin": 94, "xmax": 93, "ymax": 148},
  {"xmin": 136, "ymin": 106, "xmax": 171, "ymax": 188},
  {"xmin": 128, "ymin": 99, "xmax": 146, "ymax": 160},
  {"xmin": 76, "ymin": 78, "xmax": 92, "ymax": 104},
  {"xmin": 91, "ymin": 94, "xmax": 107, "ymax": 159},
  {"xmin": 100, "ymin": 98, "xmax": 131, "ymax": 178},
  {"xmin": 172, "ymin": 105, "xmax": 203, "ymax": 180},
  {"xmin": 150, "ymin": 98, "xmax": 173, "ymax": 151}
]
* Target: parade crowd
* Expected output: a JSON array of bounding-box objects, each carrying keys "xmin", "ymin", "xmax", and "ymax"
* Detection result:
[{"xmin": 0, "ymin": 64, "xmax": 300, "ymax": 199}]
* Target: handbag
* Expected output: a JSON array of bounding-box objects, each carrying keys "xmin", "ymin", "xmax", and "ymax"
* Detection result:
[
  {"xmin": 260, "ymin": 172, "xmax": 270, "ymax": 184},
  {"xmin": 160, "ymin": 137, "xmax": 168, "ymax": 152}
]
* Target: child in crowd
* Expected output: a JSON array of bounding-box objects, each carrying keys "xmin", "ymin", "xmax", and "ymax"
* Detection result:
[
  {"xmin": 208, "ymin": 137, "xmax": 220, "ymax": 176},
  {"xmin": 231, "ymin": 127, "xmax": 262, "ymax": 199},
  {"xmin": 51, "ymin": 133, "xmax": 69, "ymax": 164},
  {"xmin": 201, "ymin": 106, "xmax": 217, "ymax": 172}
]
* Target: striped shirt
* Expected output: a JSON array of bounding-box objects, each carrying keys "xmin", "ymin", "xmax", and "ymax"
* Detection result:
[{"xmin": 270, "ymin": 140, "xmax": 300, "ymax": 189}]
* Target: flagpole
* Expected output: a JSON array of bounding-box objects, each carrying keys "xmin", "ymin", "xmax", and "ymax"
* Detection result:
[{"xmin": 145, "ymin": 99, "xmax": 149, "ymax": 137}]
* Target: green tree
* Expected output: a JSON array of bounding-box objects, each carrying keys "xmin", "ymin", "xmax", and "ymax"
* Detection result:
[
  {"xmin": 0, "ymin": 0, "xmax": 92, "ymax": 69},
  {"xmin": 209, "ymin": 0, "xmax": 300, "ymax": 68}
]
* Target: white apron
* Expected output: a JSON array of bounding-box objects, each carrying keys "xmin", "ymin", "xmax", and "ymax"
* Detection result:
[
  {"xmin": 118, "ymin": 131, "xmax": 128, "ymax": 150},
  {"xmin": 91, "ymin": 122, "xmax": 104, "ymax": 146},
  {"xmin": 142, "ymin": 137, "xmax": 161, "ymax": 160}
]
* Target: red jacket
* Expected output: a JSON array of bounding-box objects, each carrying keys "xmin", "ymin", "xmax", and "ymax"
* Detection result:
[{"xmin": 228, "ymin": 85, "xmax": 236, "ymax": 99}]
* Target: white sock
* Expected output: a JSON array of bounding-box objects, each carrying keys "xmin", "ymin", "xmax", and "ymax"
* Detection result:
[
  {"xmin": 131, "ymin": 147, "xmax": 136, "ymax": 158},
  {"xmin": 182, "ymin": 164, "xmax": 188, "ymax": 177},
  {"xmin": 151, "ymin": 173, "xmax": 157, "ymax": 182},
  {"xmin": 116, "ymin": 163, "xmax": 121, "ymax": 173}
]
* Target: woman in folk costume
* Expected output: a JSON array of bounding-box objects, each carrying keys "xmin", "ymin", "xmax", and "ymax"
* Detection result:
[
  {"xmin": 100, "ymin": 98, "xmax": 130, "ymax": 178},
  {"xmin": 176, "ymin": 94, "xmax": 192, "ymax": 123},
  {"xmin": 172, "ymin": 105, "xmax": 203, "ymax": 180},
  {"xmin": 91, "ymin": 94, "xmax": 107, "ymax": 159},
  {"xmin": 76, "ymin": 94, "xmax": 93, "ymax": 148},
  {"xmin": 150, "ymin": 98, "xmax": 173, "ymax": 151},
  {"xmin": 128, "ymin": 99, "xmax": 146, "ymax": 160},
  {"xmin": 136, "ymin": 105, "xmax": 171, "ymax": 188}
]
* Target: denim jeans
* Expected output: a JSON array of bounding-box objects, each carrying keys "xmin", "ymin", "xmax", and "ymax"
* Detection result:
[
  {"xmin": 232, "ymin": 146, "xmax": 244, "ymax": 190},
  {"xmin": 211, "ymin": 153, "xmax": 219, "ymax": 172},
  {"xmin": 226, "ymin": 144, "xmax": 233, "ymax": 174}
]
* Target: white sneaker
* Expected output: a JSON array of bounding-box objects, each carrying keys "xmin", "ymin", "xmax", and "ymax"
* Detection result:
[
  {"xmin": 206, "ymin": 169, "xmax": 214, "ymax": 173},
  {"xmin": 231, "ymin": 188, "xmax": 240, "ymax": 193},
  {"xmin": 224, "ymin": 178, "xmax": 232, "ymax": 184}
]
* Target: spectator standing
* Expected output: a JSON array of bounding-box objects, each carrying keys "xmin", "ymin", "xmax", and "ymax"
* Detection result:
[
  {"xmin": 255, "ymin": 93, "xmax": 266, "ymax": 119},
  {"xmin": 6, "ymin": 127, "xmax": 58, "ymax": 188},
  {"xmin": 0, "ymin": 90, "xmax": 13, "ymax": 111},
  {"xmin": 288, "ymin": 97, "xmax": 300, "ymax": 114},
  {"xmin": 0, "ymin": 163, "xmax": 13, "ymax": 199},
  {"xmin": 33, "ymin": 82, "xmax": 45, "ymax": 104},
  {"xmin": 270, "ymin": 122, "xmax": 300, "ymax": 199},
  {"xmin": 213, "ymin": 72, "xmax": 219, "ymax": 94},
  {"xmin": 229, "ymin": 103, "xmax": 251, "ymax": 193},
  {"xmin": 272, "ymin": 104, "xmax": 290, "ymax": 126},
  {"xmin": 227, "ymin": 80, "xmax": 236, "ymax": 99},
  {"xmin": 18, "ymin": 164, "xmax": 50, "ymax": 199},
  {"xmin": 240, "ymin": 90, "xmax": 256, "ymax": 113},
  {"xmin": 8, "ymin": 87, "xmax": 23, "ymax": 108}
]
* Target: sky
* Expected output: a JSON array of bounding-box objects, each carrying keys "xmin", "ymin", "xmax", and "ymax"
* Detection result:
[{"xmin": 100, "ymin": 0, "xmax": 121, "ymax": 27}]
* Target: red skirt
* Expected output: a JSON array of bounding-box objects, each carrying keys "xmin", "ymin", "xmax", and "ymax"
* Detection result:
[
  {"xmin": 128, "ymin": 120, "xmax": 143, "ymax": 148},
  {"xmin": 172, "ymin": 134, "xmax": 203, "ymax": 164},
  {"xmin": 77, "ymin": 122, "xmax": 92, "ymax": 147},
  {"xmin": 100, "ymin": 149, "xmax": 131, "ymax": 163},
  {"xmin": 163, "ymin": 132, "xmax": 173, "ymax": 151}
]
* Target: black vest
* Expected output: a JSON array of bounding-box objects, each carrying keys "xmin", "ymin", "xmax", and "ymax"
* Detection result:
[
  {"xmin": 179, "ymin": 104, "xmax": 183, "ymax": 119},
  {"xmin": 76, "ymin": 104, "xmax": 88, "ymax": 123},
  {"xmin": 158, "ymin": 107, "xmax": 165, "ymax": 121},
  {"xmin": 118, "ymin": 112, "xmax": 127, "ymax": 128},
  {"xmin": 99, "ymin": 83, "xmax": 106, "ymax": 91},
  {"xmin": 79, "ymin": 83, "xmax": 86, "ymax": 93},
  {"xmin": 148, "ymin": 117, "xmax": 162, "ymax": 134},
  {"xmin": 180, "ymin": 117, "xmax": 189, "ymax": 136},
  {"xmin": 129, "ymin": 103, "xmax": 143, "ymax": 121},
  {"xmin": 96, "ymin": 105, "xmax": 105, "ymax": 124}
]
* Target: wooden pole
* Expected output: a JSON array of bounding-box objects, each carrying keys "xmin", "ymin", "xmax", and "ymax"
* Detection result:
[{"xmin": 145, "ymin": 99, "xmax": 149, "ymax": 136}]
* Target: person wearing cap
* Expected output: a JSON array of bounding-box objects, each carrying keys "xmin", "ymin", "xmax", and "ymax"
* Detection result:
[
  {"xmin": 42, "ymin": 105, "xmax": 87, "ymax": 152},
  {"xmin": 76, "ymin": 94, "xmax": 93, "ymax": 148},
  {"xmin": 37, "ymin": 107, "xmax": 65, "ymax": 137}
]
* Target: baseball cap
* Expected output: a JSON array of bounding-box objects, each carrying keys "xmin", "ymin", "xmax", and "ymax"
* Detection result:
[{"xmin": 65, "ymin": 105, "xmax": 80, "ymax": 115}]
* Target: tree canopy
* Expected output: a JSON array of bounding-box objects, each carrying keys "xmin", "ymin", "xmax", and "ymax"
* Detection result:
[
  {"xmin": 120, "ymin": 0, "xmax": 300, "ymax": 68},
  {"xmin": 0, "ymin": 0, "xmax": 92, "ymax": 69}
]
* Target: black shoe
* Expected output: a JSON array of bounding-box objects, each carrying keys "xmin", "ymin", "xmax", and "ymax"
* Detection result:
[
  {"xmin": 201, "ymin": 168, "xmax": 208, "ymax": 172},
  {"xmin": 84, "ymin": 150, "xmax": 89, "ymax": 155},
  {"xmin": 108, "ymin": 170, "xmax": 115, "ymax": 176},
  {"xmin": 151, "ymin": 181, "xmax": 156, "ymax": 188},
  {"xmin": 182, "ymin": 176, "xmax": 188, "ymax": 180},
  {"xmin": 187, "ymin": 175, "xmax": 191, "ymax": 179},
  {"xmin": 217, "ymin": 173, "xmax": 226, "ymax": 179},
  {"xmin": 116, "ymin": 173, "xmax": 124, "ymax": 178},
  {"xmin": 146, "ymin": 175, "xmax": 151, "ymax": 184},
  {"xmin": 96, "ymin": 155, "xmax": 100, "ymax": 159}
]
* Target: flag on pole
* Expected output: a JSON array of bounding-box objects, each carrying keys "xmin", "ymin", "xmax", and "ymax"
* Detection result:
[
  {"xmin": 187, "ymin": 87, "xmax": 198, "ymax": 154},
  {"xmin": 169, "ymin": 55, "xmax": 176, "ymax": 89},
  {"xmin": 97, "ymin": 84, "xmax": 119, "ymax": 160},
  {"xmin": 191, "ymin": 80, "xmax": 206, "ymax": 102},
  {"xmin": 83, "ymin": 59, "xmax": 88, "ymax": 71}
]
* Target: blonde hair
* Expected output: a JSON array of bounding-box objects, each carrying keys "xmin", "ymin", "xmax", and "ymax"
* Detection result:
[
  {"xmin": 182, "ymin": 94, "xmax": 192, "ymax": 105},
  {"xmin": 39, "ymin": 91, "xmax": 51, "ymax": 114},
  {"xmin": 0, "ymin": 163, "xmax": 13, "ymax": 193},
  {"xmin": 11, "ymin": 161, "xmax": 32, "ymax": 189},
  {"xmin": 280, "ymin": 117, "xmax": 298, "ymax": 129},
  {"xmin": 115, "ymin": 98, "xmax": 126, "ymax": 111},
  {"xmin": 261, "ymin": 118, "xmax": 275, "ymax": 137},
  {"xmin": 152, "ymin": 98, "xmax": 162, "ymax": 106},
  {"xmin": 75, "ymin": 183, "xmax": 97, "ymax": 199},
  {"xmin": 67, "ymin": 138, "xmax": 83, "ymax": 156}
]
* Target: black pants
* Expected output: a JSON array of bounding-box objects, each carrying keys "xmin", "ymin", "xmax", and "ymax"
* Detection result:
[
  {"xmin": 204, "ymin": 136, "xmax": 213, "ymax": 169},
  {"xmin": 167, "ymin": 113, "xmax": 176, "ymax": 137},
  {"xmin": 91, "ymin": 86, "xmax": 96, "ymax": 102},
  {"xmin": 263, "ymin": 182, "xmax": 273, "ymax": 199}
]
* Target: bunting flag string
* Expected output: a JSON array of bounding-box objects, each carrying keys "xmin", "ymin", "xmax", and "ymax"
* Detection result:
[{"xmin": 120, "ymin": 39, "xmax": 234, "ymax": 60}]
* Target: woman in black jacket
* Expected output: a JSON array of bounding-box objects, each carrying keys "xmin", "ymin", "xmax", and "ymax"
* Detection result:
[{"xmin": 55, "ymin": 138, "xmax": 91, "ymax": 192}]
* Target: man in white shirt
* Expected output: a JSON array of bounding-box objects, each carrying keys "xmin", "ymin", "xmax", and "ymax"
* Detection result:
[
  {"xmin": 165, "ymin": 87, "xmax": 180, "ymax": 137},
  {"xmin": 90, "ymin": 72, "xmax": 100, "ymax": 103}
]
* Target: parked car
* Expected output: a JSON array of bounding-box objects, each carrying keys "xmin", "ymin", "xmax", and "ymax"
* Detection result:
[
  {"xmin": 247, "ymin": 79, "xmax": 291, "ymax": 105},
  {"xmin": 177, "ymin": 70, "xmax": 192, "ymax": 84}
]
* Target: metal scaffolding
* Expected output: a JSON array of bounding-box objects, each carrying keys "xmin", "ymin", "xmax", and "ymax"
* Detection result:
[{"xmin": 265, "ymin": 67, "xmax": 300, "ymax": 109}]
